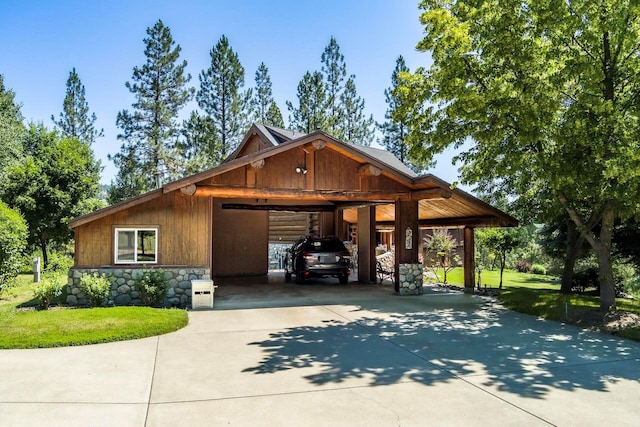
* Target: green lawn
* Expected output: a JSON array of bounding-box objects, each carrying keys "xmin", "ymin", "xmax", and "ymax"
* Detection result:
[
  {"xmin": 426, "ymin": 267, "xmax": 560, "ymax": 290},
  {"xmin": 0, "ymin": 275, "xmax": 188, "ymax": 349}
]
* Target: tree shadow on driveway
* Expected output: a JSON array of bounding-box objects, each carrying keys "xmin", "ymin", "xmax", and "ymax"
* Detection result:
[{"xmin": 242, "ymin": 294, "xmax": 640, "ymax": 399}]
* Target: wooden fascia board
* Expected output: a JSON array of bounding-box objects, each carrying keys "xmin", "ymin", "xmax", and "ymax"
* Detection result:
[{"xmin": 68, "ymin": 189, "xmax": 164, "ymax": 229}]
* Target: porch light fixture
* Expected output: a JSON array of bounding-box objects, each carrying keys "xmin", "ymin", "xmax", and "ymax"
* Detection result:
[{"xmin": 295, "ymin": 166, "xmax": 308, "ymax": 175}]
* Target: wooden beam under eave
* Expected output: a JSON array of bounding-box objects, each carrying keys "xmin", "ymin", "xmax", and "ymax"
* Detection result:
[{"xmin": 188, "ymin": 185, "xmax": 412, "ymax": 201}]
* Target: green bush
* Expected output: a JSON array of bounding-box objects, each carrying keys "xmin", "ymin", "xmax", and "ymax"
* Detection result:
[
  {"xmin": 531, "ymin": 264, "xmax": 547, "ymax": 275},
  {"xmin": 0, "ymin": 201, "xmax": 28, "ymax": 294},
  {"xmin": 33, "ymin": 274, "xmax": 65, "ymax": 309},
  {"xmin": 79, "ymin": 273, "xmax": 112, "ymax": 307},
  {"xmin": 45, "ymin": 250, "xmax": 74, "ymax": 273},
  {"xmin": 134, "ymin": 269, "xmax": 168, "ymax": 307}
]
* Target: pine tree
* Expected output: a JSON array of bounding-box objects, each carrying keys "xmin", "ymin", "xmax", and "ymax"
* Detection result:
[
  {"xmin": 197, "ymin": 35, "xmax": 250, "ymax": 163},
  {"xmin": 52, "ymin": 68, "xmax": 103, "ymax": 145},
  {"xmin": 339, "ymin": 76, "xmax": 374, "ymax": 145},
  {"xmin": 266, "ymin": 101, "xmax": 285, "ymax": 128},
  {"xmin": 0, "ymin": 75, "xmax": 24, "ymax": 184},
  {"xmin": 179, "ymin": 110, "xmax": 219, "ymax": 175},
  {"xmin": 286, "ymin": 71, "xmax": 327, "ymax": 134},
  {"xmin": 321, "ymin": 36, "xmax": 346, "ymax": 137},
  {"xmin": 378, "ymin": 56, "xmax": 417, "ymax": 170},
  {"xmin": 110, "ymin": 19, "xmax": 193, "ymax": 201}
]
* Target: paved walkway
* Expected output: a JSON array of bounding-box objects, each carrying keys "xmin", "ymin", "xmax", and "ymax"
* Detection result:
[{"xmin": 1, "ymin": 280, "xmax": 639, "ymax": 426}]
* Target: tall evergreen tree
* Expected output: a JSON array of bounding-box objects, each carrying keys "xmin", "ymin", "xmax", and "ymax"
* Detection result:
[
  {"xmin": 286, "ymin": 71, "xmax": 327, "ymax": 133},
  {"xmin": 0, "ymin": 75, "xmax": 24, "ymax": 184},
  {"xmin": 378, "ymin": 56, "xmax": 417, "ymax": 169},
  {"xmin": 321, "ymin": 36, "xmax": 346, "ymax": 136},
  {"xmin": 266, "ymin": 101, "xmax": 285, "ymax": 128},
  {"xmin": 110, "ymin": 19, "xmax": 193, "ymax": 202},
  {"xmin": 251, "ymin": 62, "xmax": 283, "ymax": 126},
  {"xmin": 179, "ymin": 111, "xmax": 219, "ymax": 175},
  {"xmin": 197, "ymin": 35, "xmax": 250, "ymax": 163},
  {"xmin": 339, "ymin": 76, "xmax": 374, "ymax": 145},
  {"xmin": 52, "ymin": 68, "xmax": 104, "ymax": 145}
]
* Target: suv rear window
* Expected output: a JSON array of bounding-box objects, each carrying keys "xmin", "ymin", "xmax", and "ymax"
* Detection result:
[{"xmin": 305, "ymin": 238, "xmax": 347, "ymax": 252}]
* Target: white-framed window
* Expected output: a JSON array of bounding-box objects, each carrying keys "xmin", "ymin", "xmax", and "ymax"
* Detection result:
[{"xmin": 114, "ymin": 228, "xmax": 158, "ymax": 264}]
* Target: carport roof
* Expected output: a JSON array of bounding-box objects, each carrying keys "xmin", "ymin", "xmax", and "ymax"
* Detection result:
[{"xmin": 69, "ymin": 126, "xmax": 518, "ymax": 229}]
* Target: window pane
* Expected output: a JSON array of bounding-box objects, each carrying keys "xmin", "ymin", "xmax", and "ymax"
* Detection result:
[
  {"xmin": 117, "ymin": 230, "xmax": 135, "ymax": 261},
  {"xmin": 137, "ymin": 230, "xmax": 157, "ymax": 262}
]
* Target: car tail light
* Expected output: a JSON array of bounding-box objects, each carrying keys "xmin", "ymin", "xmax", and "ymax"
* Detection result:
[{"xmin": 303, "ymin": 252, "xmax": 315, "ymax": 261}]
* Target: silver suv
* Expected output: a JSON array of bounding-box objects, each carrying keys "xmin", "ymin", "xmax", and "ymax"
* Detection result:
[{"xmin": 284, "ymin": 236, "xmax": 351, "ymax": 284}]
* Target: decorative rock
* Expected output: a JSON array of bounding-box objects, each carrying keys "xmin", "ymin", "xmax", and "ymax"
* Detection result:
[
  {"xmin": 67, "ymin": 267, "xmax": 210, "ymax": 307},
  {"xmin": 114, "ymin": 294, "xmax": 132, "ymax": 305}
]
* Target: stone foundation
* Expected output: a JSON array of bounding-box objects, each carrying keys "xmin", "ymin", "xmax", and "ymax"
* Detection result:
[
  {"xmin": 67, "ymin": 267, "xmax": 210, "ymax": 308},
  {"xmin": 397, "ymin": 263, "xmax": 423, "ymax": 295}
]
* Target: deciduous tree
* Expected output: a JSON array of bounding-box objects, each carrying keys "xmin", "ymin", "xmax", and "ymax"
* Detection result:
[
  {"xmin": 2, "ymin": 124, "xmax": 101, "ymax": 268},
  {"xmin": 399, "ymin": 0, "xmax": 640, "ymax": 311}
]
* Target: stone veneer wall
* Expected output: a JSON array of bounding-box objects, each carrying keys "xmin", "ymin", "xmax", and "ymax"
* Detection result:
[
  {"xmin": 398, "ymin": 263, "xmax": 423, "ymax": 296},
  {"xmin": 67, "ymin": 268, "xmax": 210, "ymax": 308}
]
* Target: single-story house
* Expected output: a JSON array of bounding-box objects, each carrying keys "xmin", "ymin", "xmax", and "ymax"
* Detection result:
[{"xmin": 67, "ymin": 124, "xmax": 517, "ymax": 307}]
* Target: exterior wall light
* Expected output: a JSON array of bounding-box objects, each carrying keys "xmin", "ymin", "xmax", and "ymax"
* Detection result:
[{"xmin": 295, "ymin": 166, "xmax": 308, "ymax": 174}]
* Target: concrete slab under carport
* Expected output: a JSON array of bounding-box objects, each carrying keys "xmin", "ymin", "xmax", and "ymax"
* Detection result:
[{"xmin": 1, "ymin": 283, "xmax": 640, "ymax": 426}]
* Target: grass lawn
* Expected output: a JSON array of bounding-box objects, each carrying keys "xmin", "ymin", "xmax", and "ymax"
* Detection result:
[
  {"xmin": 426, "ymin": 267, "xmax": 640, "ymax": 341},
  {"xmin": 0, "ymin": 275, "xmax": 188, "ymax": 349}
]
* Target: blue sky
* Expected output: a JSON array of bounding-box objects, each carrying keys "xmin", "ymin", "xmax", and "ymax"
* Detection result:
[{"xmin": 1, "ymin": 0, "xmax": 463, "ymax": 186}]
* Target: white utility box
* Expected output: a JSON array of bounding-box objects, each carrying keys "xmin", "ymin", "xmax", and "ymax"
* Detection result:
[{"xmin": 191, "ymin": 279, "xmax": 216, "ymax": 309}]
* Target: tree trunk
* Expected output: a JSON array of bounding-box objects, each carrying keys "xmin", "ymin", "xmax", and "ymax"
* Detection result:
[
  {"xmin": 596, "ymin": 206, "xmax": 616, "ymax": 312},
  {"xmin": 561, "ymin": 220, "xmax": 585, "ymax": 294},
  {"xmin": 39, "ymin": 232, "xmax": 48, "ymax": 271},
  {"xmin": 499, "ymin": 252, "xmax": 505, "ymax": 289}
]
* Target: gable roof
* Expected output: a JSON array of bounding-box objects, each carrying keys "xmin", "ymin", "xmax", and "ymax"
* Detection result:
[{"xmin": 69, "ymin": 125, "xmax": 518, "ymax": 229}]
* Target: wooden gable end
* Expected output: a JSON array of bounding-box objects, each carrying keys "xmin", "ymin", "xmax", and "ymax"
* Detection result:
[{"xmin": 235, "ymin": 134, "xmax": 271, "ymax": 159}]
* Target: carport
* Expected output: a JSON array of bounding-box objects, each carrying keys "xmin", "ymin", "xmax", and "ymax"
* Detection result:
[
  {"xmin": 164, "ymin": 125, "xmax": 518, "ymax": 293},
  {"xmin": 69, "ymin": 124, "xmax": 517, "ymax": 305}
]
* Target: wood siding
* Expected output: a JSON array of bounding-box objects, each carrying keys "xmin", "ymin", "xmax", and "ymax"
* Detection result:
[{"xmin": 74, "ymin": 191, "xmax": 210, "ymax": 268}]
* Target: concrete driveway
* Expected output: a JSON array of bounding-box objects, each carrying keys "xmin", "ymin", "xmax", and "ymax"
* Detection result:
[{"xmin": 1, "ymin": 281, "xmax": 639, "ymax": 426}]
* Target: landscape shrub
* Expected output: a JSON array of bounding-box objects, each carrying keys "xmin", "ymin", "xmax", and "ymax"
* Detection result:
[
  {"xmin": 79, "ymin": 273, "xmax": 111, "ymax": 307},
  {"xmin": 515, "ymin": 259, "xmax": 531, "ymax": 273},
  {"xmin": 33, "ymin": 274, "xmax": 65, "ymax": 309},
  {"xmin": 45, "ymin": 250, "xmax": 74, "ymax": 273},
  {"xmin": 531, "ymin": 264, "xmax": 547, "ymax": 275},
  {"xmin": 0, "ymin": 202, "xmax": 28, "ymax": 294},
  {"xmin": 134, "ymin": 269, "xmax": 168, "ymax": 307}
]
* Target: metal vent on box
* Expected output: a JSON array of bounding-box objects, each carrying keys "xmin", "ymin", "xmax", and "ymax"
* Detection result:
[{"xmin": 191, "ymin": 279, "xmax": 216, "ymax": 309}]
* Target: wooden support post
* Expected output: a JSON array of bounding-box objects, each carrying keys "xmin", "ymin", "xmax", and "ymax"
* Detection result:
[
  {"xmin": 463, "ymin": 226, "xmax": 475, "ymax": 292},
  {"xmin": 357, "ymin": 206, "xmax": 376, "ymax": 283},
  {"xmin": 320, "ymin": 211, "xmax": 335, "ymax": 237},
  {"xmin": 394, "ymin": 200, "xmax": 419, "ymax": 293}
]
